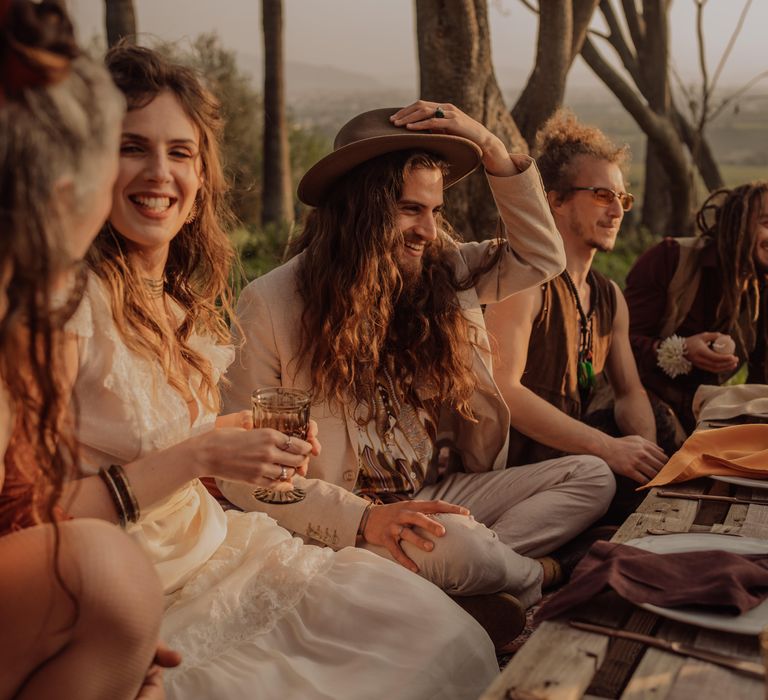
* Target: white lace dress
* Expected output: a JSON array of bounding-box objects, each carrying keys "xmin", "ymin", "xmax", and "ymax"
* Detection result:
[{"xmin": 69, "ymin": 276, "xmax": 497, "ymax": 700}]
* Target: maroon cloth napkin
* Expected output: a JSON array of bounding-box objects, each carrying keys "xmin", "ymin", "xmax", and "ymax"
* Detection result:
[{"xmin": 535, "ymin": 541, "xmax": 768, "ymax": 622}]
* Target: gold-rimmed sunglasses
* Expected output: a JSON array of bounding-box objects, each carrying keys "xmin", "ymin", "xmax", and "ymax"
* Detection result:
[{"xmin": 569, "ymin": 186, "xmax": 635, "ymax": 212}]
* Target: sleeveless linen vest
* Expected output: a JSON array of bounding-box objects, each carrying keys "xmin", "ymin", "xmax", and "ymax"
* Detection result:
[{"xmin": 506, "ymin": 270, "xmax": 617, "ymax": 467}]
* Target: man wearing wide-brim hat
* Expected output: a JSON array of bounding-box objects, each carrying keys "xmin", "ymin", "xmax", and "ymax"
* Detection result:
[{"xmin": 221, "ymin": 100, "xmax": 616, "ymax": 649}]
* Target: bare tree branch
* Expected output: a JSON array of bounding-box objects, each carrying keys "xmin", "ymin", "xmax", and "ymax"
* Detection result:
[
  {"xmin": 597, "ymin": 0, "xmax": 640, "ymax": 84},
  {"xmin": 517, "ymin": 0, "xmax": 539, "ymax": 13},
  {"xmin": 570, "ymin": 0, "xmax": 601, "ymax": 62},
  {"xmin": 669, "ymin": 59, "xmax": 697, "ymax": 117},
  {"xmin": 620, "ymin": 0, "xmax": 645, "ymax": 49},
  {"xmin": 513, "ymin": 1, "xmax": 573, "ymax": 145},
  {"xmin": 587, "ymin": 27, "xmax": 611, "ymax": 39},
  {"xmin": 695, "ymin": 0, "xmax": 709, "ymax": 131},
  {"xmin": 581, "ymin": 32, "xmax": 694, "ymax": 232},
  {"xmin": 709, "ymin": 69, "xmax": 768, "ymax": 123},
  {"xmin": 709, "ymin": 0, "xmax": 753, "ymax": 96}
]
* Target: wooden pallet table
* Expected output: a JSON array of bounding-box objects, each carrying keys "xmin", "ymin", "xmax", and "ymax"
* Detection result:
[{"xmin": 480, "ymin": 478, "xmax": 767, "ymax": 700}]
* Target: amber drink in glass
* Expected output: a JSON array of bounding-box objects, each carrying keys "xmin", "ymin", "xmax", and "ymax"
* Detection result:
[{"xmin": 251, "ymin": 387, "xmax": 310, "ymax": 505}]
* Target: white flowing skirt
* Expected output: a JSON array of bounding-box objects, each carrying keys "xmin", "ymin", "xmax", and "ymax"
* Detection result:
[{"xmin": 162, "ymin": 510, "xmax": 498, "ymax": 700}]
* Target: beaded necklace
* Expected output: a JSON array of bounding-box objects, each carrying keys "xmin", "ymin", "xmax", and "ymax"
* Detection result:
[{"xmin": 561, "ymin": 270, "xmax": 597, "ymax": 398}]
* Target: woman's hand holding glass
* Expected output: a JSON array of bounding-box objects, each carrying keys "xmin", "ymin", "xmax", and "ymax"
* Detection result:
[{"xmin": 190, "ymin": 425, "xmax": 316, "ymax": 488}]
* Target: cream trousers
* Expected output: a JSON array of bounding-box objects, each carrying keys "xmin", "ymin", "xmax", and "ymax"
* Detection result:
[{"xmin": 362, "ymin": 455, "xmax": 615, "ymax": 608}]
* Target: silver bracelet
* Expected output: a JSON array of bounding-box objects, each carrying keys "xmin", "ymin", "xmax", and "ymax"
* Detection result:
[{"xmin": 357, "ymin": 502, "xmax": 374, "ymax": 540}]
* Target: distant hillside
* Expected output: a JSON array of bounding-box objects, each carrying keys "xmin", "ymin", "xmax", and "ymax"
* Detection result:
[{"xmin": 235, "ymin": 50, "xmax": 768, "ymax": 172}]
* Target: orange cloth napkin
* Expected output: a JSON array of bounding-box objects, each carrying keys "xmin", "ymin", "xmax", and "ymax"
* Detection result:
[{"xmin": 642, "ymin": 424, "xmax": 768, "ymax": 490}]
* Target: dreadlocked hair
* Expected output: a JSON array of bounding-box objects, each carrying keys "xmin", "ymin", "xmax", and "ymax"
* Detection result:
[
  {"xmin": 696, "ymin": 182, "xmax": 768, "ymax": 364},
  {"xmin": 287, "ymin": 150, "xmax": 505, "ymax": 420},
  {"xmin": 89, "ymin": 43, "xmax": 237, "ymax": 413}
]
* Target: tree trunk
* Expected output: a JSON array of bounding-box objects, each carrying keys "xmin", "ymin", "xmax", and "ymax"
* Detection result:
[
  {"xmin": 416, "ymin": 0, "xmax": 524, "ymax": 241},
  {"xmin": 673, "ymin": 106, "xmax": 724, "ymax": 191},
  {"xmin": 580, "ymin": 0, "xmax": 698, "ymax": 235},
  {"xmin": 513, "ymin": 0, "xmax": 599, "ymax": 147},
  {"xmin": 261, "ymin": 0, "xmax": 293, "ymax": 227},
  {"xmin": 415, "ymin": 0, "xmax": 597, "ymax": 241},
  {"xmin": 641, "ymin": 145, "xmax": 672, "ymax": 234},
  {"xmin": 104, "ymin": 0, "xmax": 136, "ymax": 47}
]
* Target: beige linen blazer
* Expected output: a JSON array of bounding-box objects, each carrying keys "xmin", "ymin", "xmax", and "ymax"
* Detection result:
[{"xmin": 220, "ymin": 159, "xmax": 565, "ymax": 549}]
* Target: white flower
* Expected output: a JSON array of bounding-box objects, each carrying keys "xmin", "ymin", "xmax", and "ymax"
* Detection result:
[{"xmin": 657, "ymin": 334, "xmax": 692, "ymax": 378}]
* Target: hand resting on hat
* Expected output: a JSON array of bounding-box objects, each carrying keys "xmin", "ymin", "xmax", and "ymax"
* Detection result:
[{"xmin": 391, "ymin": 100, "xmax": 522, "ymax": 177}]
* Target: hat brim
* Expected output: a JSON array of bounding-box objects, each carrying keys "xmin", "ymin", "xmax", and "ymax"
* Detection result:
[{"xmin": 297, "ymin": 133, "xmax": 482, "ymax": 207}]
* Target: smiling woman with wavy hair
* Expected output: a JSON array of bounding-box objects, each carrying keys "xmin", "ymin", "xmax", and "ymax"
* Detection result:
[{"xmin": 87, "ymin": 42, "xmax": 236, "ymax": 413}]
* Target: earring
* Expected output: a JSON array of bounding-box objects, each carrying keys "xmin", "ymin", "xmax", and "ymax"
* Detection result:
[{"xmin": 185, "ymin": 201, "xmax": 198, "ymax": 225}]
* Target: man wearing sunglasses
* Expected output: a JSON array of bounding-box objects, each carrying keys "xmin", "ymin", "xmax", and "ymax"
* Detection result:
[{"xmin": 486, "ymin": 110, "xmax": 671, "ymax": 526}]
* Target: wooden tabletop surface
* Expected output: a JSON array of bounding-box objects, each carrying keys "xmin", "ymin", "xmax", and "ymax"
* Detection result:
[{"xmin": 480, "ymin": 475, "xmax": 768, "ymax": 700}]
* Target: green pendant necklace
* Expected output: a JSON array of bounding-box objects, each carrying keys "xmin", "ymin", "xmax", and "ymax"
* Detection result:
[{"xmin": 562, "ymin": 270, "xmax": 597, "ymax": 396}]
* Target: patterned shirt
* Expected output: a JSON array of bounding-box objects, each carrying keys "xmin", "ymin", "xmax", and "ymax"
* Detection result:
[{"xmin": 354, "ymin": 369, "xmax": 437, "ymax": 502}]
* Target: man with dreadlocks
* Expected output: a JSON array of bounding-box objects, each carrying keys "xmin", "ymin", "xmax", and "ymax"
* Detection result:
[
  {"xmin": 220, "ymin": 101, "xmax": 615, "ymax": 650},
  {"xmin": 625, "ymin": 182, "xmax": 768, "ymax": 434},
  {"xmin": 485, "ymin": 111, "xmax": 671, "ymax": 525}
]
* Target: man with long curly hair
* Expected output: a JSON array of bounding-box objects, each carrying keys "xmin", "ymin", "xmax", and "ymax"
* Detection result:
[
  {"xmin": 221, "ymin": 102, "xmax": 615, "ymax": 649},
  {"xmin": 485, "ymin": 110, "xmax": 670, "ymax": 525},
  {"xmin": 625, "ymin": 182, "xmax": 768, "ymax": 433}
]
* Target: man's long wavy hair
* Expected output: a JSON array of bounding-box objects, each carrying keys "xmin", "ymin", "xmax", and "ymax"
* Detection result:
[
  {"xmin": 697, "ymin": 182, "xmax": 768, "ymax": 369},
  {"xmin": 89, "ymin": 44, "xmax": 236, "ymax": 411},
  {"xmin": 1, "ymin": 0, "xmax": 123, "ymax": 527},
  {"xmin": 288, "ymin": 150, "xmax": 504, "ymax": 420}
]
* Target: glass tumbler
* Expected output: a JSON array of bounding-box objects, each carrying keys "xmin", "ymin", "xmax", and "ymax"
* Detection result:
[{"xmin": 250, "ymin": 387, "xmax": 310, "ymax": 505}]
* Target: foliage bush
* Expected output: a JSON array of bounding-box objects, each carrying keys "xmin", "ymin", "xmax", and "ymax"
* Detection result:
[
  {"xmin": 158, "ymin": 34, "xmax": 330, "ymax": 282},
  {"xmin": 592, "ymin": 223, "xmax": 661, "ymax": 289}
]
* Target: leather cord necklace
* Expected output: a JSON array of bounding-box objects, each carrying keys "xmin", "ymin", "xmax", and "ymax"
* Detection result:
[{"xmin": 562, "ymin": 270, "xmax": 597, "ymax": 397}]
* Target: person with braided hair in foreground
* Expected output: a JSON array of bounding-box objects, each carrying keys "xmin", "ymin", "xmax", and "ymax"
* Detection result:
[
  {"xmin": 0, "ymin": 1, "xmax": 176, "ymax": 698},
  {"xmin": 625, "ymin": 182, "xmax": 768, "ymax": 434}
]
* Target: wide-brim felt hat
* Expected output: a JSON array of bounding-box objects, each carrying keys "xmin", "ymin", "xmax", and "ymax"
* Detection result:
[{"xmin": 297, "ymin": 107, "xmax": 483, "ymax": 207}]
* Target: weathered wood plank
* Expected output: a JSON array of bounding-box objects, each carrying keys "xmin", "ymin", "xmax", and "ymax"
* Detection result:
[
  {"xmin": 483, "ymin": 486, "xmax": 767, "ymax": 700},
  {"xmin": 613, "ymin": 491, "xmax": 701, "ymax": 544},
  {"xmin": 619, "ymin": 621, "xmax": 697, "ymax": 700},
  {"xmin": 586, "ymin": 610, "xmax": 659, "ymax": 697},
  {"xmin": 479, "ymin": 622, "xmax": 609, "ymax": 700},
  {"xmin": 661, "ymin": 659, "xmax": 762, "ymax": 700},
  {"xmin": 739, "ymin": 503, "xmax": 768, "ymax": 539}
]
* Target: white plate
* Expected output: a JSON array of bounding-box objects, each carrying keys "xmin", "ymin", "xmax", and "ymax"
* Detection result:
[
  {"xmin": 710, "ymin": 474, "xmax": 768, "ymax": 490},
  {"xmin": 625, "ymin": 533, "xmax": 768, "ymax": 636}
]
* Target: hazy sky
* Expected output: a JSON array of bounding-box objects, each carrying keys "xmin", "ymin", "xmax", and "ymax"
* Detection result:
[{"xmin": 68, "ymin": 0, "xmax": 768, "ymax": 91}]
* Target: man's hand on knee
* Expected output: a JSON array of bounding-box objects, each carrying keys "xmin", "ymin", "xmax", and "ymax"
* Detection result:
[{"xmin": 362, "ymin": 500, "xmax": 470, "ymax": 573}]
